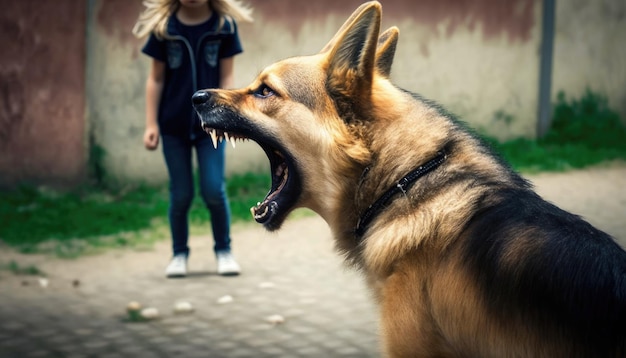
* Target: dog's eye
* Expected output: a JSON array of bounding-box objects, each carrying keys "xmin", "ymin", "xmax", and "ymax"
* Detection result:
[{"xmin": 254, "ymin": 84, "xmax": 275, "ymax": 98}]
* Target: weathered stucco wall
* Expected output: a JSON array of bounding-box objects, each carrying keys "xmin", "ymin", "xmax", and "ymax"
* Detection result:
[
  {"xmin": 0, "ymin": 0, "xmax": 86, "ymax": 187},
  {"xmin": 86, "ymin": 0, "xmax": 166, "ymax": 185},
  {"xmin": 391, "ymin": 2, "xmax": 541, "ymax": 138},
  {"xmin": 552, "ymin": 0, "xmax": 626, "ymax": 116}
]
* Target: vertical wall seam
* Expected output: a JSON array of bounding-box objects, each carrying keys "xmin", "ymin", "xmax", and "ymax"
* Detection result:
[{"xmin": 537, "ymin": 0, "xmax": 555, "ymax": 137}]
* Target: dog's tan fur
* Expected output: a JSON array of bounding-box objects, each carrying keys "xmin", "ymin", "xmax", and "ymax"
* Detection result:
[{"xmin": 193, "ymin": 2, "xmax": 626, "ymax": 356}]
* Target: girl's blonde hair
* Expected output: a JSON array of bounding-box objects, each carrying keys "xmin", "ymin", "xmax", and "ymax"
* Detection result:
[{"xmin": 132, "ymin": 0, "xmax": 253, "ymax": 39}]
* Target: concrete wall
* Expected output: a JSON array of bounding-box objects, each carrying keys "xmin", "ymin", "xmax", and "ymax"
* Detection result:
[
  {"xmin": 552, "ymin": 0, "xmax": 626, "ymax": 116},
  {"xmin": 0, "ymin": 0, "xmax": 87, "ymax": 187},
  {"xmin": 1, "ymin": 0, "xmax": 624, "ymax": 188},
  {"xmin": 86, "ymin": 0, "xmax": 165, "ymax": 185}
]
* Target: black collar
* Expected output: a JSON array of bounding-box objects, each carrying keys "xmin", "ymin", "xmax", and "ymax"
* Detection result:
[{"xmin": 354, "ymin": 150, "xmax": 447, "ymax": 238}]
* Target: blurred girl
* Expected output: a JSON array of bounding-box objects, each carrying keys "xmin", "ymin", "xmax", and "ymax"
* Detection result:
[{"xmin": 133, "ymin": 0, "xmax": 253, "ymax": 277}]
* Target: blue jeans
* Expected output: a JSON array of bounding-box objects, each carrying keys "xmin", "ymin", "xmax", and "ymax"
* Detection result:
[{"xmin": 161, "ymin": 134, "xmax": 231, "ymax": 257}]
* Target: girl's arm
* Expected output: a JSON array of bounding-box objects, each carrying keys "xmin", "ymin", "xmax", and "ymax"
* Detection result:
[
  {"xmin": 144, "ymin": 58, "xmax": 166, "ymax": 150},
  {"xmin": 219, "ymin": 56, "xmax": 236, "ymax": 89}
]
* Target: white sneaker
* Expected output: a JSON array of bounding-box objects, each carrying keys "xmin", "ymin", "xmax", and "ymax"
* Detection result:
[
  {"xmin": 165, "ymin": 254, "xmax": 187, "ymax": 278},
  {"xmin": 216, "ymin": 252, "xmax": 241, "ymax": 276}
]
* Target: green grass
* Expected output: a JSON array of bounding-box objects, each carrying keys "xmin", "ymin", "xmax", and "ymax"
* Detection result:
[
  {"xmin": 483, "ymin": 90, "xmax": 626, "ymax": 173},
  {"xmin": 0, "ymin": 90, "xmax": 624, "ymax": 256},
  {"xmin": 0, "ymin": 172, "xmax": 272, "ymax": 256},
  {"xmin": 0, "ymin": 260, "xmax": 44, "ymax": 276},
  {"xmin": 2, "ymin": 185, "xmax": 168, "ymax": 245}
]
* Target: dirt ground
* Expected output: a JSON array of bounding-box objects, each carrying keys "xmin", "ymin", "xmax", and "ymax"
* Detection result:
[{"xmin": 526, "ymin": 161, "xmax": 626, "ymax": 248}]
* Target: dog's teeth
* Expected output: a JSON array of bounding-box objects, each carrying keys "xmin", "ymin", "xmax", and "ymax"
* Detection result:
[
  {"xmin": 224, "ymin": 132, "xmax": 236, "ymax": 148},
  {"xmin": 210, "ymin": 130, "xmax": 218, "ymax": 149},
  {"xmin": 253, "ymin": 205, "xmax": 269, "ymax": 219}
]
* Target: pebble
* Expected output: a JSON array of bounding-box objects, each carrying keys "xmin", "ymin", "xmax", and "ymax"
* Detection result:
[
  {"xmin": 258, "ymin": 282, "xmax": 275, "ymax": 289},
  {"xmin": 217, "ymin": 295, "xmax": 234, "ymax": 304},
  {"xmin": 38, "ymin": 278, "xmax": 49, "ymax": 288},
  {"xmin": 266, "ymin": 314, "xmax": 285, "ymax": 325},
  {"xmin": 173, "ymin": 301, "xmax": 194, "ymax": 314},
  {"xmin": 140, "ymin": 307, "xmax": 159, "ymax": 320}
]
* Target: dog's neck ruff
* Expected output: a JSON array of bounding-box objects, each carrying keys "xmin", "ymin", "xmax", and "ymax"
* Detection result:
[{"xmin": 355, "ymin": 151, "xmax": 447, "ymax": 238}]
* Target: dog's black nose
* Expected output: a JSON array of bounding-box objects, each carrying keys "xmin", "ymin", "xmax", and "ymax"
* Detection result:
[{"xmin": 192, "ymin": 90, "xmax": 210, "ymax": 105}]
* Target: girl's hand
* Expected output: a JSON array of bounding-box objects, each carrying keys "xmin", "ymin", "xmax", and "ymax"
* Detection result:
[{"xmin": 143, "ymin": 125, "xmax": 159, "ymax": 150}]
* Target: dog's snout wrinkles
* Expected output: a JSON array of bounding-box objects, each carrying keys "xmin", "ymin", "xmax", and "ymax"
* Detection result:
[{"xmin": 192, "ymin": 90, "xmax": 210, "ymax": 105}]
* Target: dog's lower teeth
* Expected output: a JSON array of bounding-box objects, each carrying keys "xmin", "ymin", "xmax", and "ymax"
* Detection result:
[
  {"xmin": 255, "ymin": 205, "xmax": 269, "ymax": 219},
  {"xmin": 251, "ymin": 202, "xmax": 267, "ymax": 220}
]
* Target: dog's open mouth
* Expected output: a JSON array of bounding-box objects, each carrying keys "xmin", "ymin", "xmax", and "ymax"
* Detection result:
[{"xmin": 198, "ymin": 114, "xmax": 301, "ymax": 231}]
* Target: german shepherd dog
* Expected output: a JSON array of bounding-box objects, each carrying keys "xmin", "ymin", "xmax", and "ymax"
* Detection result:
[{"xmin": 192, "ymin": 2, "xmax": 626, "ymax": 356}]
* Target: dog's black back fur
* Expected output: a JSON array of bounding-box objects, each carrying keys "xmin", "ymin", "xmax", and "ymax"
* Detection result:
[{"xmin": 462, "ymin": 186, "xmax": 626, "ymax": 356}]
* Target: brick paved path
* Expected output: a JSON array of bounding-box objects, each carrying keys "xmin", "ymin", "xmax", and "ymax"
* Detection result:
[{"xmin": 1, "ymin": 164, "xmax": 625, "ymax": 358}]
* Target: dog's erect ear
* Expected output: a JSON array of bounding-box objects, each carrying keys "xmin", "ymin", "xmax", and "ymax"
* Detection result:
[
  {"xmin": 375, "ymin": 27, "xmax": 399, "ymax": 78},
  {"xmin": 324, "ymin": 1, "xmax": 381, "ymax": 115},
  {"xmin": 319, "ymin": 2, "xmax": 373, "ymax": 54}
]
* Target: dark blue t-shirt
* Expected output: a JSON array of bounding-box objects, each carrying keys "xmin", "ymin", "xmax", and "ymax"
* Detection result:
[{"xmin": 142, "ymin": 12, "xmax": 243, "ymax": 138}]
